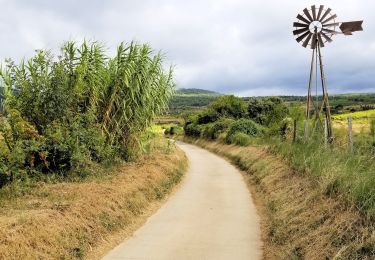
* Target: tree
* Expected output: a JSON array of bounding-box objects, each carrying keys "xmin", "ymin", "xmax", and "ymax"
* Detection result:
[
  {"xmin": 247, "ymin": 97, "xmax": 289, "ymax": 126},
  {"xmin": 209, "ymin": 95, "xmax": 246, "ymax": 118}
]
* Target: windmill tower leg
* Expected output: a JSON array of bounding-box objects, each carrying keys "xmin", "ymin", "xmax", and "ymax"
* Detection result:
[
  {"xmin": 306, "ymin": 48, "xmax": 316, "ymax": 121},
  {"xmin": 317, "ymin": 42, "xmax": 333, "ymax": 143}
]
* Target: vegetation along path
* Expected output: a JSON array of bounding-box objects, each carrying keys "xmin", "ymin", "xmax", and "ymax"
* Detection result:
[{"xmin": 104, "ymin": 141, "xmax": 262, "ymax": 259}]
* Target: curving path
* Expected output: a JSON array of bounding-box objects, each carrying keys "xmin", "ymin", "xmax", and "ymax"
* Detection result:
[{"xmin": 104, "ymin": 141, "xmax": 262, "ymax": 260}]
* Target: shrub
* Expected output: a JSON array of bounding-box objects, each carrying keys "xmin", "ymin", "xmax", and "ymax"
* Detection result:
[
  {"xmin": 226, "ymin": 119, "xmax": 264, "ymax": 143},
  {"xmin": 196, "ymin": 109, "xmax": 219, "ymax": 124},
  {"xmin": 248, "ymin": 97, "xmax": 289, "ymax": 126},
  {"xmin": 201, "ymin": 123, "xmax": 213, "ymax": 139},
  {"xmin": 164, "ymin": 126, "xmax": 182, "ymax": 136},
  {"xmin": 184, "ymin": 123, "xmax": 202, "ymax": 137},
  {"xmin": 209, "ymin": 118, "xmax": 235, "ymax": 140},
  {"xmin": 278, "ymin": 118, "xmax": 293, "ymax": 140},
  {"xmin": 210, "ymin": 95, "xmax": 246, "ymax": 118},
  {"xmin": 231, "ymin": 132, "xmax": 252, "ymax": 146},
  {"xmin": 169, "ymin": 127, "xmax": 175, "ymax": 135}
]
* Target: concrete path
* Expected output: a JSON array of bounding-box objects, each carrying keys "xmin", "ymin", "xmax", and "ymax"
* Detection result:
[{"xmin": 103, "ymin": 142, "xmax": 262, "ymax": 260}]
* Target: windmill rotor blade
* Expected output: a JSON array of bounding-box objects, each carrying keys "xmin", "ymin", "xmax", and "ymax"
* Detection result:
[
  {"xmin": 296, "ymin": 30, "xmax": 311, "ymax": 42},
  {"xmin": 322, "ymin": 28, "xmax": 341, "ymax": 35},
  {"xmin": 317, "ymin": 33, "xmax": 325, "ymax": 47},
  {"xmin": 303, "ymin": 8, "xmax": 314, "ymax": 22},
  {"xmin": 293, "ymin": 27, "xmax": 309, "ymax": 35},
  {"xmin": 319, "ymin": 8, "xmax": 331, "ymax": 22},
  {"xmin": 297, "ymin": 14, "xmax": 311, "ymax": 24},
  {"xmin": 293, "ymin": 22, "xmax": 309, "ymax": 28},
  {"xmin": 311, "ymin": 34, "xmax": 317, "ymax": 49},
  {"xmin": 339, "ymin": 21, "xmax": 363, "ymax": 35},
  {"xmin": 323, "ymin": 22, "xmax": 340, "ymax": 27},
  {"xmin": 320, "ymin": 31, "xmax": 333, "ymax": 42},
  {"xmin": 317, "ymin": 5, "xmax": 324, "ymax": 20},
  {"xmin": 302, "ymin": 33, "xmax": 313, "ymax": 47},
  {"xmin": 322, "ymin": 14, "xmax": 337, "ymax": 24},
  {"xmin": 311, "ymin": 5, "xmax": 317, "ymax": 20}
]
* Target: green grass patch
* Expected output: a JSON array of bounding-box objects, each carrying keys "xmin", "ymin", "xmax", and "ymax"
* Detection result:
[{"xmin": 270, "ymin": 139, "xmax": 375, "ymax": 219}]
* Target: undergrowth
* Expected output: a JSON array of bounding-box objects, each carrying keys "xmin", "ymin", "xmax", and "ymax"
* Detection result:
[{"xmin": 269, "ymin": 138, "xmax": 375, "ymax": 219}]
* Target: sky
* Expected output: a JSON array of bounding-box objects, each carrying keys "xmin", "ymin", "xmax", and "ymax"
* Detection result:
[{"xmin": 0, "ymin": 0, "xmax": 373, "ymax": 96}]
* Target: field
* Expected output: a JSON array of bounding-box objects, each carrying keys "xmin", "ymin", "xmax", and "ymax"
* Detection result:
[{"xmin": 332, "ymin": 109, "xmax": 375, "ymax": 136}]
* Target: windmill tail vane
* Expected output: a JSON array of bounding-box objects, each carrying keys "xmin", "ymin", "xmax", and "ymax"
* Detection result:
[
  {"xmin": 340, "ymin": 21, "xmax": 363, "ymax": 35},
  {"xmin": 292, "ymin": 5, "xmax": 363, "ymax": 144}
]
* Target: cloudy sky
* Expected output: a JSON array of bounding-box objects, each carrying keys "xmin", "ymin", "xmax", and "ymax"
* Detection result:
[{"xmin": 0, "ymin": 0, "xmax": 373, "ymax": 96}]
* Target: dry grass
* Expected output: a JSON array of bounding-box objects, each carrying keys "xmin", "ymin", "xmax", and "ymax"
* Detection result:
[
  {"xmin": 0, "ymin": 139, "xmax": 187, "ymax": 259},
  {"xmin": 183, "ymin": 138, "xmax": 375, "ymax": 259}
]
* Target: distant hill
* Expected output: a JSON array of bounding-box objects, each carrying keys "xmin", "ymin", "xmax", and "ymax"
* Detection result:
[
  {"xmin": 169, "ymin": 89, "xmax": 375, "ymax": 115},
  {"xmin": 169, "ymin": 88, "xmax": 222, "ymax": 114},
  {"xmin": 175, "ymin": 88, "xmax": 221, "ymax": 95}
]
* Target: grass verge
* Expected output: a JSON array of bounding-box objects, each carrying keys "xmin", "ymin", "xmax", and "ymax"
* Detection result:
[
  {"xmin": 0, "ymin": 138, "xmax": 187, "ymax": 259},
  {"xmin": 182, "ymin": 137, "xmax": 375, "ymax": 259}
]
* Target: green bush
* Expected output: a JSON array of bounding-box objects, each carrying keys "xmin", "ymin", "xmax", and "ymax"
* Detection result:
[
  {"xmin": 226, "ymin": 119, "xmax": 264, "ymax": 143},
  {"xmin": 268, "ymin": 117, "xmax": 294, "ymax": 139},
  {"xmin": 231, "ymin": 132, "xmax": 252, "ymax": 146},
  {"xmin": 164, "ymin": 125, "xmax": 182, "ymax": 136},
  {"xmin": 196, "ymin": 109, "xmax": 219, "ymax": 124},
  {"xmin": 199, "ymin": 118, "xmax": 236, "ymax": 140},
  {"xmin": 0, "ymin": 41, "xmax": 174, "ymax": 186},
  {"xmin": 202, "ymin": 125, "xmax": 213, "ymax": 140},
  {"xmin": 210, "ymin": 95, "xmax": 246, "ymax": 118},
  {"xmin": 184, "ymin": 123, "xmax": 203, "ymax": 137},
  {"xmin": 248, "ymin": 97, "xmax": 289, "ymax": 126}
]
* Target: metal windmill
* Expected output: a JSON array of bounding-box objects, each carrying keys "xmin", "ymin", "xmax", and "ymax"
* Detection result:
[{"xmin": 293, "ymin": 5, "xmax": 363, "ymax": 142}]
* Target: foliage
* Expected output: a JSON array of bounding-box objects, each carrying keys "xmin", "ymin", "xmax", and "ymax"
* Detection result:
[
  {"xmin": 164, "ymin": 125, "xmax": 183, "ymax": 136},
  {"xmin": 184, "ymin": 123, "xmax": 203, "ymax": 137},
  {"xmin": 230, "ymin": 132, "xmax": 252, "ymax": 146},
  {"xmin": 226, "ymin": 119, "xmax": 264, "ymax": 143},
  {"xmin": 209, "ymin": 95, "xmax": 246, "ymax": 118},
  {"xmin": 196, "ymin": 109, "xmax": 219, "ymax": 124},
  {"xmin": 206, "ymin": 118, "xmax": 235, "ymax": 140},
  {"xmin": 248, "ymin": 97, "xmax": 289, "ymax": 126},
  {"xmin": 278, "ymin": 118, "xmax": 293, "ymax": 140},
  {"xmin": 0, "ymin": 41, "xmax": 174, "ymax": 186}
]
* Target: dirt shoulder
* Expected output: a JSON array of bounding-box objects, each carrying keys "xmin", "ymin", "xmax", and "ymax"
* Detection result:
[
  {"xmin": 0, "ymin": 141, "xmax": 188, "ymax": 260},
  {"xmin": 184, "ymin": 138, "xmax": 375, "ymax": 259}
]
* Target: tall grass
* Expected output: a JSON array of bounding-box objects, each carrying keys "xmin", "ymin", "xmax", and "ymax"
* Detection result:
[
  {"xmin": 271, "ymin": 138, "xmax": 375, "ymax": 218},
  {"xmin": 0, "ymin": 41, "xmax": 174, "ymax": 185}
]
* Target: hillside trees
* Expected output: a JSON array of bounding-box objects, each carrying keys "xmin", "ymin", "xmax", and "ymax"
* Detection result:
[
  {"xmin": 184, "ymin": 95, "xmax": 288, "ymax": 143},
  {"xmin": 0, "ymin": 41, "xmax": 174, "ymax": 184},
  {"xmin": 247, "ymin": 97, "xmax": 289, "ymax": 126}
]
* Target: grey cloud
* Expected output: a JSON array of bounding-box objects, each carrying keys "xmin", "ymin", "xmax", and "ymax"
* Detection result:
[{"xmin": 0, "ymin": 0, "xmax": 373, "ymax": 96}]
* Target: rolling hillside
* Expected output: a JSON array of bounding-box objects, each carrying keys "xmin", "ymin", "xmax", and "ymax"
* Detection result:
[
  {"xmin": 168, "ymin": 88, "xmax": 375, "ymax": 115},
  {"xmin": 168, "ymin": 88, "xmax": 222, "ymax": 114}
]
